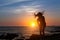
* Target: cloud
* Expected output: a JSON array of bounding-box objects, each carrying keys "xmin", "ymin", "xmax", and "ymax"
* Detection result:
[
  {"xmin": 0, "ymin": 0, "xmax": 43, "ymax": 17},
  {"xmin": 0, "ymin": 0, "xmax": 30, "ymax": 6},
  {"xmin": 12, "ymin": 5, "xmax": 42, "ymax": 14},
  {"xmin": 0, "ymin": 0, "xmax": 42, "ymax": 18}
]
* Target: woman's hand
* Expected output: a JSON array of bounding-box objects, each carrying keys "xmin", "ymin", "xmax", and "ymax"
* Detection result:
[{"xmin": 34, "ymin": 13, "xmax": 36, "ymax": 18}]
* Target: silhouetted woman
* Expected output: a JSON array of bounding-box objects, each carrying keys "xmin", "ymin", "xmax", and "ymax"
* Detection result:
[{"xmin": 34, "ymin": 12, "xmax": 46, "ymax": 36}]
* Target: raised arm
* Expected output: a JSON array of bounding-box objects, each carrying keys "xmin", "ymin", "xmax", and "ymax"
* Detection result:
[
  {"xmin": 34, "ymin": 13, "xmax": 37, "ymax": 18},
  {"xmin": 34, "ymin": 13, "xmax": 36, "ymax": 16}
]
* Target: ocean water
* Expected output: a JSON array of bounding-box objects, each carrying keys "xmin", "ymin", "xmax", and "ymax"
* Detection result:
[
  {"xmin": 0, "ymin": 26, "xmax": 60, "ymax": 39},
  {"xmin": 0, "ymin": 26, "xmax": 40, "ymax": 38}
]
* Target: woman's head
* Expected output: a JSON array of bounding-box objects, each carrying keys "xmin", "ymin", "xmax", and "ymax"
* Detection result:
[{"xmin": 37, "ymin": 12, "xmax": 43, "ymax": 16}]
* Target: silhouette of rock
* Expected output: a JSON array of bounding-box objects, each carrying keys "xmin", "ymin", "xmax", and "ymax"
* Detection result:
[
  {"xmin": 0, "ymin": 33, "xmax": 18, "ymax": 40},
  {"xmin": 16, "ymin": 35, "xmax": 25, "ymax": 40},
  {"xmin": 29, "ymin": 34, "xmax": 60, "ymax": 40}
]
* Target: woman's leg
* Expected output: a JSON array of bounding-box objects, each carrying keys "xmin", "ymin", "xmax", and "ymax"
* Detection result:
[{"xmin": 42, "ymin": 26, "xmax": 45, "ymax": 36}]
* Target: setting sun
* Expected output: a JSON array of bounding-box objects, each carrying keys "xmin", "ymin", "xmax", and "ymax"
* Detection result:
[
  {"xmin": 31, "ymin": 22, "xmax": 35, "ymax": 27},
  {"xmin": 29, "ymin": 21, "xmax": 37, "ymax": 28}
]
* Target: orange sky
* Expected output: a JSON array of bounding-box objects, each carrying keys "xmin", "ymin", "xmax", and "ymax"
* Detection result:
[{"xmin": 0, "ymin": 12, "xmax": 60, "ymax": 26}]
